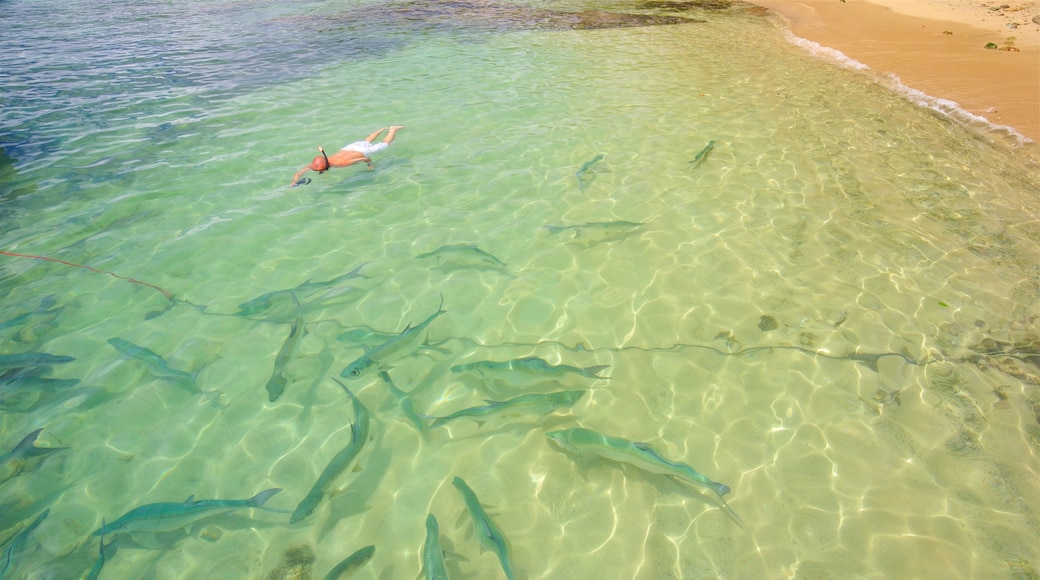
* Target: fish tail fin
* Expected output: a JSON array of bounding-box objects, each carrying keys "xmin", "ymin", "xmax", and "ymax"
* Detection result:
[
  {"xmin": 333, "ymin": 377, "xmax": 358, "ymax": 401},
  {"xmin": 15, "ymin": 429, "xmax": 67, "ymax": 458},
  {"xmin": 544, "ymin": 225, "xmax": 564, "ymax": 235},
  {"xmin": 250, "ymin": 488, "xmax": 283, "ymax": 508},
  {"xmin": 102, "ymin": 537, "xmax": 120, "ymax": 560},
  {"xmin": 12, "ymin": 428, "xmax": 43, "ymax": 453},
  {"xmin": 583, "ymin": 364, "xmax": 611, "ymax": 378},
  {"xmin": 347, "ymin": 261, "xmax": 371, "ymax": 280}
]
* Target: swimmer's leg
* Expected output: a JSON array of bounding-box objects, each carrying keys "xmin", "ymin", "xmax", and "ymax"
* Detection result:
[
  {"xmin": 363, "ymin": 128, "xmax": 388, "ymax": 143},
  {"xmin": 382, "ymin": 126, "xmax": 406, "ymax": 144}
]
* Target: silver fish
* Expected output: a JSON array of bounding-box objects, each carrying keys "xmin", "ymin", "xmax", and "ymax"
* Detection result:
[
  {"xmin": 0, "ymin": 352, "xmax": 74, "ymax": 370},
  {"xmin": 451, "ymin": 356, "xmax": 609, "ymax": 380},
  {"xmin": 0, "ymin": 429, "xmax": 67, "ymax": 486},
  {"xmin": 452, "ymin": 477, "xmax": 514, "ymax": 580},
  {"xmin": 340, "ymin": 295, "xmax": 446, "ymax": 380},
  {"xmin": 379, "ymin": 371, "xmax": 426, "ymax": 433},
  {"xmin": 290, "ymin": 380, "xmax": 371, "ymax": 523},
  {"xmin": 416, "ymin": 244, "xmax": 507, "ymax": 271},
  {"xmin": 107, "ymin": 338, "xmax": 197, "ymax": 392},
  {"xmin": 546, "ymin": 427, "xmax": 741, "ymax": 524},
  {"xmin": 236, "ymin": 262, "xmax": 368, "ymax": 318},
  {"xmin": 323, "ymin": 544, "xmax": 375, "ymax": 580},
  {"xmin": 1, "ymin": 509, "xmax": 49, "ymax": 579},
  {"xmin": 94, "ymin": 488, "xmax": 283, "ymax": 539},
  {"xmin": 422, "ymin": 514, "xmax": 450, "ymax": 580},
  {"xmin": 688, "ymin": 140, "xmax": 715, "ymax": 168},
  {"xmin": 108, "ymin": 338, "xmax": 222, "ymax": 406},
  {"xmin": 85, "ymin": 519, "xmax": 119, "ymax": 580},
  {"xmin": 576, "ymin": 153, "xmax": 604, "ymax": 191},
  {"xmin": 427, "ymin": 390, "xmax": 585, "ymax": 429},
  {"xmin": 265, "ymin": 293, "xmax": 305, "ymax": 402},
  {"xmin": 543, "ymin": 221, "xmax": 644, "ymax": 247}
]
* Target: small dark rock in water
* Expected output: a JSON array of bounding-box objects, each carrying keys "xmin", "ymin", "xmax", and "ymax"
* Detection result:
[
  {"xmin": 567, "ymin": 10, "xmax": 694, "ymax": 29},
  {"xmin": 974, "ymin": 319, "xmax": 986, "ymax": 328},
  {"xmin": 758, "ymin": 315, "xmax": 778, "ymax": 332}
]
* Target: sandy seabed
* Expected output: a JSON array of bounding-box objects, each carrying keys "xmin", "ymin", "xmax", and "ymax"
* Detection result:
[{"xmin": 754, "ymin": 0, "xmax": 1040, "ymax": 144}]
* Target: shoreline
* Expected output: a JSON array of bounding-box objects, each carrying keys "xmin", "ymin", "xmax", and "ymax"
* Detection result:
[{"xmin": 751, "ymin": 0, "xmax": 1040, "ymax": 145}]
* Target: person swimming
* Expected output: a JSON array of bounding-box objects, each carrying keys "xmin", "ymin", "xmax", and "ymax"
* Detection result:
[{"xmin": 291, "ymin": 126, "xmax": 405, "ymax": 186}]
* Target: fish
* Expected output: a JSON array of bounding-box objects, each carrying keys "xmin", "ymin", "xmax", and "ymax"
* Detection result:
[
  {"xmin": 0, "ymin": 509, "xmax": 49, "ymax": 579},
  {"xmin": 0, "ymin": 366, "xmax": 79, "ymax": 393},
  {"xmin": 576, "ymin": 154, "xmax": 604, "ymax": 191},
  {"xmin": 85, "ymin": 519, "xmax": 119, "ymax": 580},
  {"xmin": 108, "ymin": 338, "xmax": 221, "ymax": 405},
  {"xmin": 340, "ymin": 295, "xmax": 446, "ymax": 380},
  {"xmin": 379, "ymin": 371, "xmax": 426, "ymax": 433},
  {"xmin": 451, "ymin": 357, "xmax": 609, "ymax": 380},
  {"xmin": 543, "ymin": 221, "xmax": 644, "ymax": 247},
  {"xmin": 236, "ymin": 262, "xmax": 368, "ymax": 318},
  {"xmin": 94, "ymin": 488, "xmax": 284, "ymax": 540},
  {"xmin": 323, "ymin": 544, "xmax": 375, "ymax": 580},
  {"xmin": 0, "ymin": 429, "xmax": 67, "ymax": 486},
  {"xmin": 427, "ymin": 390, "xmax": 585, "ymax": 429},
  {"xmin": 545, "ymin": 427, "xmax": 741, "ymax": 524},
  {"xmin": 452, "ymin": 476, "xmax": 514, "ymax": 580},
  {"xmin": 265, "ymin": 293, "xmax": 305, "ymax": 402},
  {"xmin": 335, "ymin": 327, "xmax": 400, "ymax": 347},
  {"xmin": 107, "ymin": 338, "xmax": 197, "ymax": 391},
  {"xmin": 416, "ymin": 244, "xmax": 507, "ymax": 271},
  {"xmin": 0, "ymin": 352, "xmax": 75, "ymax": 370},
  {"xmin": 0, "ymin": 295, "xmax": 58, "ymax": 332},
  {"xmin": 290, "ymin": 379, "xmax": 371, "ymax": 524},
  {"xmin": 422, "ymin": 514, "xmax": 450, "ymax": 580},
  {"xmin": 688, "ymin": 140, "xmax": 715, "ymax": 168}
]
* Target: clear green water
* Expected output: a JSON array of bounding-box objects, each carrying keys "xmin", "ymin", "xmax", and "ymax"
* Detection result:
[{"xmin": 2, "ymin": 0, "xmax": 1039, "ymax": 578}]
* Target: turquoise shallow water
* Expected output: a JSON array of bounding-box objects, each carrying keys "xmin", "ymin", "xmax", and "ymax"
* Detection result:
[{"xmin": 2, "ymin": 0, "xmax": 1039, "ymax": 578}]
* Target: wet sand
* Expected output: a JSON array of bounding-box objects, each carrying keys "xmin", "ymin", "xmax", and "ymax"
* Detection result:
[{"xmin": 753, "ymin": 0, "xmax": 1040, "ymax": 143}]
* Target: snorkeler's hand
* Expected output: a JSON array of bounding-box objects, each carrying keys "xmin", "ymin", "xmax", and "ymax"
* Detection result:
[{"xmin": 291, "ymin": 177, "xmax": 311, "ymax": 187}]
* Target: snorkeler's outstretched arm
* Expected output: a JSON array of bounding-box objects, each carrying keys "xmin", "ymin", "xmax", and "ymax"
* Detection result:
[
  {"xmin": 291, "ymin": 166, "xmax": 310, "ymax": 186},
  {"xmin": 354, "ymin": 157, "xmax": 374, "ymax": 170}
]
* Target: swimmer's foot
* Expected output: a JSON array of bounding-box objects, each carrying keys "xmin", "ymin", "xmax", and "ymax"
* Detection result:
[{"xmin": 388, "ymin": 125, "xmax": 406, "ymax": 130}]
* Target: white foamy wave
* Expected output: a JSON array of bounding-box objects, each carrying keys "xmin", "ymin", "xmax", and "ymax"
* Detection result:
[
  {"xmin": 876, "ymin": 72, "xmax": 1031, "ymax": 143},
  {"xmin": 781, "ymin": 29, "xmax": 1033, "ymax": 144},
  {"xmin": 782, "ymin": 30, "xmax": 869, "ymax": 71}
]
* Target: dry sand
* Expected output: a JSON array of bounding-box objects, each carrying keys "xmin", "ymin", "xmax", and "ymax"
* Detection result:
[{"xmin": 752, "ymin": 0, "xmax": 1040, "ymax": 143}]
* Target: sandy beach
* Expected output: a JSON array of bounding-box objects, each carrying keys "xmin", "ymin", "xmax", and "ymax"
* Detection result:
[{"xmin": 753, "ymin": 0, "xmax": 1040, "ymax": 143}]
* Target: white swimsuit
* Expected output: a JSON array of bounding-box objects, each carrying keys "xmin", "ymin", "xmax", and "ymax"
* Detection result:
[{"xmin": 342, "ymin": 141, "xmax": 388, "ymax": 156}]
